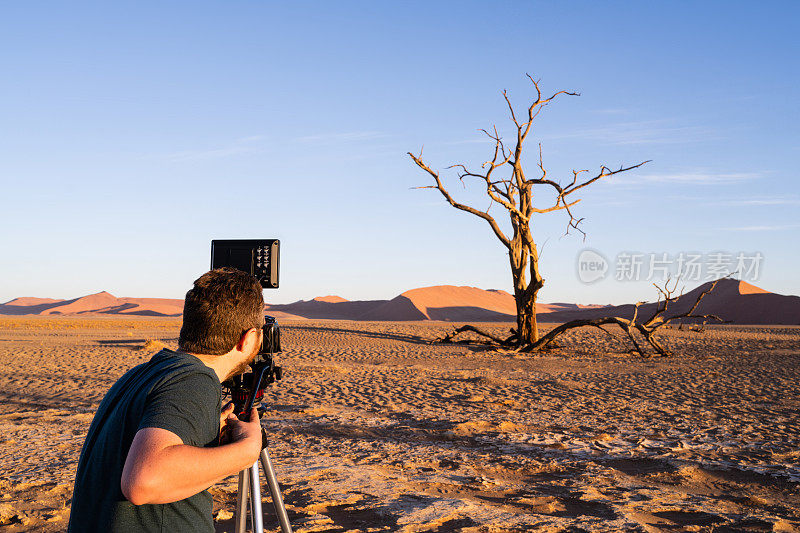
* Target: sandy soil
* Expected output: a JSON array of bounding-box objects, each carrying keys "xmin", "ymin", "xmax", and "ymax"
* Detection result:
[{"xmin": 0, "ymin": 317, "xmax": 798, "ymax": 532}]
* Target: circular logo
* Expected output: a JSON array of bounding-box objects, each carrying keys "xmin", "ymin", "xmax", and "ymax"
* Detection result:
[{"xmin": 577, "ymin": 249, "xmax": 608, "ymax": 283}]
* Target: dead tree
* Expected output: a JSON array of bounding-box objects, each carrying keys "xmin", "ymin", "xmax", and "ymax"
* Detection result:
[
  {"xmin": 436, "ymin": 278, "xmax": 726, "ymax": 357},
  {"xmin": 410, "ymin": 75, "xmax": 648, "ymax": 346}
]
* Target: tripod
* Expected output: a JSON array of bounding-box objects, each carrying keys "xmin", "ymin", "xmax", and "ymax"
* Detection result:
[
  {"xmin": 227, "ymin": 316, "xmax": 292, "ymax": 532},
  {"xmin": 233, "ymin": 437, "xmax": 293, "ymax": 533}
]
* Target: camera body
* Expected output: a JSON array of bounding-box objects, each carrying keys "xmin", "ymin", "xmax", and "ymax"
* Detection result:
[
  {"xmin": 226, "ymin": 314, "xmax": 283, "ymax": 417},
  {"xmin": 261, "ymin": 315, "xmax": 281, "ymax": 355}
]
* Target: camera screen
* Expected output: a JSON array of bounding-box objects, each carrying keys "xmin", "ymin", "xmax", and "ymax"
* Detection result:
[
  {"xmin": 226, "ymin": 248, "xmax": 252, "ymax": 273},
  {"xmin": 211, "ymin": 239, "xmax": 280, "ymax": 289}
]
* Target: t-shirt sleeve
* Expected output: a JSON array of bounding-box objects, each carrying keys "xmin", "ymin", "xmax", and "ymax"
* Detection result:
[{"xmin": 138, "ymin": 371, "xmax": 221, "ymax": 447}]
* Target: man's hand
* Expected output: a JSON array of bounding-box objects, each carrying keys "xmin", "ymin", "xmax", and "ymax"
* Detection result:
[
  {"xmin": 219, "ymin": 401, "xmax": 235, "ymax": 444},
  {"xmin": 221, "ymin": 407, "xmax": 262, "ymax": 460}
]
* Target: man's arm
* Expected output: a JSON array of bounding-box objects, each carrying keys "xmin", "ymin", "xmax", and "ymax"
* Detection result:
[{"xmin": 120, "ymin": 407, "xmax": 262, "ymax": 505}]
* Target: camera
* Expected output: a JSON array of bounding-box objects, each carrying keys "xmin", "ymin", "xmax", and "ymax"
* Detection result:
[
  {"xmin": 211, "ymin": 239, "xmax": 284, "ymax": 417},
  {"xmin": 226, "ymin": 315, "xmax": 283, "ymax": 417}
]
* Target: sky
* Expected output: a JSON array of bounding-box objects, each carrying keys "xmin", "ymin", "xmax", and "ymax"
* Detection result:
[{"xmin": 1, "ymin": 1, "xmax": 798, "ymax": 306}]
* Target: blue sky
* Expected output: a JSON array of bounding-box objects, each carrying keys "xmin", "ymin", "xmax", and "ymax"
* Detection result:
[{"xmin": 1, "ymin": 1, "xmax": 798, "ymax": 305}]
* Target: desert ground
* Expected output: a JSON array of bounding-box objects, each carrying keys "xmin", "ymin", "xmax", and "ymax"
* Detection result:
[{"xmin": 0, "ymin": 317, "xmax": 798, "ymax": 532}]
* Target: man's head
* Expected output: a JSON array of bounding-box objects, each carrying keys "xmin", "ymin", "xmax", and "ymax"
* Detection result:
[{"xmin": 179, "ymin": 268, "xmax": 265, "ymax": 356}]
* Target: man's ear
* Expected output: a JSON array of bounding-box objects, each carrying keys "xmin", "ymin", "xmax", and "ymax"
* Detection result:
[{"xmin": 236, "ymin": 328, "xmax": 260, "ymax": 353}]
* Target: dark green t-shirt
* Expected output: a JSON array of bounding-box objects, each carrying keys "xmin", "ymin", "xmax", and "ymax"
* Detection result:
[{"xmin": 68, "ymin": 349, "xmax": 222, "ymax": 533}]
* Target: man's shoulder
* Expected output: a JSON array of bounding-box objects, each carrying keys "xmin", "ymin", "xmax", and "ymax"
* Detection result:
[
  {"xmin": 148, "ymin": 349, "xmax": 218, "ymax": 383},
  {"xmin": 127, "ymin": 349, "xmax": 220, "ymax": 411},
  {"xmin": 137, "ymin": 350, "xmax": 222, "ymax": 446}
]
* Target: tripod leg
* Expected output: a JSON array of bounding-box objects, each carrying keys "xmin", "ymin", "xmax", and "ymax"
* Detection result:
[
  {"xmin": 260, "ymin": 448, "xmax": 293, "ymax": 533},
  {"xmin": 249, "ymin": 461, "xmax": 264, "ymax": 533},
  {"xmin": 234, "ymin": 469, "xmax": 249, "ymax": 533}
]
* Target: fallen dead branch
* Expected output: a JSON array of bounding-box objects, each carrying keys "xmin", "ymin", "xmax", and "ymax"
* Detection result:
[{"xmin": 432, "ymin": 278, "xmax": 727, "ymax": 357}]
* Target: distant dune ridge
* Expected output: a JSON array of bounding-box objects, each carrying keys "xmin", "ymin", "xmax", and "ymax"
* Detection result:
[
  {"xmin": 0, "ymin": 291, "xmax": 184, "ymax": 317},
  {"xmin": 265, "ymin": 285, "xmax": 608, "ymax": 322},
  {"xmin": 312, "ymin": 295, "xmax": 348, "ymax": 303},
  {"xmin": 536, "ymin": 279, "xmax": 800, "ymax": 326},
  {"xmin": 1, "ymin": 279, "xmax": 798, "ymax": 324}
]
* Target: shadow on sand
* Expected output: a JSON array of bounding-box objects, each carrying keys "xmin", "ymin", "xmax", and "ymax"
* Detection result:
[{"xmin": 284, "ymin": 325, "xmax": 432, "ymax": 346}]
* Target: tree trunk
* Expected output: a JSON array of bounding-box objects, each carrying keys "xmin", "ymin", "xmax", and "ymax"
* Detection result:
[
  {"xmin": 510, "ymin": 223, "xmax": 541, "ymax": 346},
  {"xmin": 513, "ymin": 278, "xmax": 539, "ymax": 344}
]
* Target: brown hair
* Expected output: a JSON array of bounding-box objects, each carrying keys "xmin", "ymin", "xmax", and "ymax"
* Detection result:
[{"xmin": 178, "ymin": 268, "xmax": 264, "ymax": 355}]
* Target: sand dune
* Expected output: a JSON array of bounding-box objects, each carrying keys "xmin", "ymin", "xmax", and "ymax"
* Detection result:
[
  {"xmin": 40, "ymin": 291, "xmax": 120, "ymax": 315},
  {"xmin": 371, "ymin": 287, "xmax": 605, "ymax": 320},
  {"xmin": 270, "ymin": 286, "xmax": 606, "ymax": 322},
  {"xmin": 2, "ymin": 297, "xmax": 64, "ymax": 307},
  {"xmin": 3, "ymin": 280, "xmax": 798, "ymax": 324},
  {"xmin": 312, "ymin": 295, "xmax": 348, "ymax": 303},
  {"xmin": 0, "ymin": 297, "xmax": 66, "ymax": 315},
  {"xmin": 113, "ymin": 297, "xmax": 185, "ymax": 317},
  {"xmin": 0, "ymin": 292, "xmax": 183, "ymax": 317},
  {"xmin": 265, "ymin": 286, "xmax": 521, "ymax": 321},
  {"xmin": 398, "ymin": 286, "xmax": 517, "ymax": 321},
  {"xmin": 266, "ymin": 299, "xmax": 388, "ymax": 320},
  {"xmin": 538, "ymin": 279, "xmax": 800, "ymax": 325},
  {"xmin": 266, "ymin": 281, "xmax": 800, "ymax": 324},
  {"xmin": 356, "ymin": 295, "xmax": 429, "ymax": 321}
]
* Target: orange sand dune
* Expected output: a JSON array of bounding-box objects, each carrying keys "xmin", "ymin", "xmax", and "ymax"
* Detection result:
[
  {"xmin": 0, "ymin": 297, "xmax": 66, "ymax": 315},
  {"xmin": 2, "ymin": 279, "xmax": 796, "ymax": 324},
  {"xmin": 268, "ymin": 285, "xmax": 606, "ymax": 322},
  {"xmin": 538, "ymin": 279, "xmax": 800, "ymax": 325},
  {"xmin": 1, "ymin": 292, "xmax": 184, "ymax": 317},
  {"xmin": 312, "ymin": 295, "xmax": 348, "ymax": 303},
  {"xmin": 263, "ymin": 310, "xmax": 308, "ymax": 320},
  {"xmin": 266, "ymin": 299, "xmax": 388, "ymax": 320},
  {"xmin": 363, "ymin": 286, "xmax": 516, "ymax": 321},
  {"xmin": 110, "ymin": 298, "xmax": 184, "ymax": 317},
  {"xmin": 266, "ymin": 285, "xmax": 520, "ymax": 321},
  {"xmin": 2, "ymin": 286, "xmax": 596, "ymax": 321},
  {"xmin": 401, "ymin": 285, "xmax": 516, "ymax": 319},
  {"xmin": 2, "ymin": 297, "xmax": 64, "ymax": 306},
  {"xmin": 41, "ymin": 291, "xmax": 120, "ymax": 315}
]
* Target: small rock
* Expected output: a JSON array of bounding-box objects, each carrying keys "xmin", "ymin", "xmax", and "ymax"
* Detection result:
[
  {"xmin": 214, "ymin": 509, "xmax": 234, "ymax": 521},
  {"xmin": 0, "ymin": 503, "xmax": 19, "ymax": 525}
]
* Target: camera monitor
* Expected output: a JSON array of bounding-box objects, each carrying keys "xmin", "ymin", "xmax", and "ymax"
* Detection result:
[{"xmin": 211, "ymin": 239, "xmax": 280, "ymax": 289}]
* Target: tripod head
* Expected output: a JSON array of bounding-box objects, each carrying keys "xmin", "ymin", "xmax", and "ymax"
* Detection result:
[{"xmin": 223, "ymin": 315, "xmax": 283, "ymax": 420}]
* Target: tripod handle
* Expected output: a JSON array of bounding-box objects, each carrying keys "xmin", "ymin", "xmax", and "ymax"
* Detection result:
[{"xmin": 236, "ymin": 365, "xmax": 269, "ymax": 420}]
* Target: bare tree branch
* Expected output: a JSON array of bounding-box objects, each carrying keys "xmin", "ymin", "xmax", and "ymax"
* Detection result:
[
  {"xmin": 432, "ymin": 325, "xmax": 517, "ymax": 346},
  {"xmin": 408, "ymin": 151, "xmax": 511, "ymax": 248}
]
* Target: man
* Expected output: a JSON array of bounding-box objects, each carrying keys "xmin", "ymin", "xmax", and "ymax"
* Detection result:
[{"xmin": 68, "ymin": 268, "xmax": 266, "ymax": 532}]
